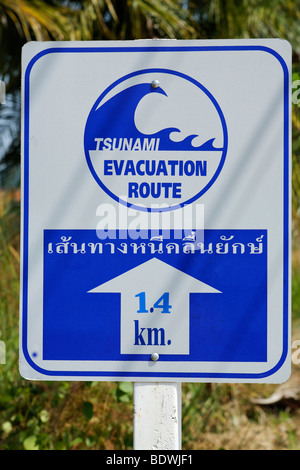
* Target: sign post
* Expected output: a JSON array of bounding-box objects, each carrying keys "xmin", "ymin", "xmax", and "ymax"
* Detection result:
[
  {"xmin": 20, "ymin": 39, "xmax": 291, "ymax": 449},
  {"xmin": 133, "ymin": 383, "xmax": 181, "ymax": 450}
]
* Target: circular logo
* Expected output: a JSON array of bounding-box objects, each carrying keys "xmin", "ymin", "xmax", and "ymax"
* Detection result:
[{"xmin": 84, "ymin": 68, "xmax": 228, "ymax": 212}]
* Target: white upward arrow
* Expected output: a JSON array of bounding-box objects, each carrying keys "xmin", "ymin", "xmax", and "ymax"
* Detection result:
[{"xmin": 88, "ymin": 258, "xmax": 221, "ymax": 356}]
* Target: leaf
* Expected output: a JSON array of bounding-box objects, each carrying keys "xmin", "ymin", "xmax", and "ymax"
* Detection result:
[
  {"xmin": 39, "ymin": 409, "xmax": 49, "ymax": 423},
  {"xmin": 119, "ymin": 382, "xmax": 133, "ymax": 395},
  {"xmin": 119, "ymin": 394, "xmax": 131, "ymax": 403},
  {"xmin": 70, "ymin": 437, "xmax": 83, "ymax": 447},
  {"xmin": 82, "ymin": 401, "xmax": 94, "ymax": 420},
  {"xmin": 23, "ymin": 435, "xmax": 39, "ymax": 450},
  {"xmin": 117, "ymin": 382, "xmax": 133, "ymax": 403},
  {"xmin": 1, "ymin": 421, "xmax": 12, "ymax": 434}
]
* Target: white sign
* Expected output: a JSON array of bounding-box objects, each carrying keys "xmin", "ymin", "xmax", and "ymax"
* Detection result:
[{"xmin": 20, "ymin": 39, "xmax": 291, "ymax": 383}]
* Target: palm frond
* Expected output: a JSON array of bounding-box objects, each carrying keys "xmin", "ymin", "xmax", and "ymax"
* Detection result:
[{"xmin": 0, "ymin": 0, "xmax": 77, "ymax": 41}]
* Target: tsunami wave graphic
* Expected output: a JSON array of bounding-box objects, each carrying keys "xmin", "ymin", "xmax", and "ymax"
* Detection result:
[{"xmin": 84, "ymin": 83, "xmax": 224, "ymax": 152}]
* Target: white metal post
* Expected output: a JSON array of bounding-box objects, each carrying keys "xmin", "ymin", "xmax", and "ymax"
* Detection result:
[{"xmin": 133, "ymin": 382, "xmax": 182, "ymax": 450}]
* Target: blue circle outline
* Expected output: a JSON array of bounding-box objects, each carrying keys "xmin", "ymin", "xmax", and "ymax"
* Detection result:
[{"xmin": 83, "ymin": 68, "xmax": 228, "ymax": 213}]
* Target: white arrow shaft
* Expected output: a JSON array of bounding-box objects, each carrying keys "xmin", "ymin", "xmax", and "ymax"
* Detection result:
[{"xmin": 121, "ymin": 292, "xmax": 190, "ymax": 355}]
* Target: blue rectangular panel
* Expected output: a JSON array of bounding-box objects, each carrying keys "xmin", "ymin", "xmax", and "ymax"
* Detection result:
[{"xmin": 43, "ymin": 229, "xmax": 267, "ymax": 362}]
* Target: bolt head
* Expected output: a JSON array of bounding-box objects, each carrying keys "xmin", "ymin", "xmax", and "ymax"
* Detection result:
[
  {"xmin": 151, "ymin": 352, "xmax": 159, "ymax": 362},
  {"xmin": 151, "ymin": 80, "xmax": 160, "ymax": 89}
]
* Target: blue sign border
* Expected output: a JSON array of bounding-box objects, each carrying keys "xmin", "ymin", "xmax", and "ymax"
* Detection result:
[{"xmin": 22, "ymin": 44, "xmax": 290, "ymax": 380}]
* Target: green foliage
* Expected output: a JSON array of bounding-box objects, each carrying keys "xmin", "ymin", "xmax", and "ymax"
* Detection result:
[
  {"xmin": 82, "ymin": 401, "xmax": 94, "ymax": 420},
  {"xmin": 115, "ymin": 382, "xmax": 133, "ymax": 404},
  {"xmin": 292, "ymin": 263, "xmax": 300, "ymax": 320}
]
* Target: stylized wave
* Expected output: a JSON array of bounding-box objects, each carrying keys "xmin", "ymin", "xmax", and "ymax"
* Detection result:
[{"xmin": 85, "ymin": 83, "xmax": 223, "ymax": 151}]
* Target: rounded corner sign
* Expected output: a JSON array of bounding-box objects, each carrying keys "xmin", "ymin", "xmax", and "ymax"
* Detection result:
[{"xmin": 20, "ymin": 39, "xmax": 291, "ymax": 383}]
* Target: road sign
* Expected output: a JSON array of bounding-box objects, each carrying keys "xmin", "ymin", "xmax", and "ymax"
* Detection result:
[{"xmin": 20, "ymin": 39, "xmax": 291, "ymax": 383}]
